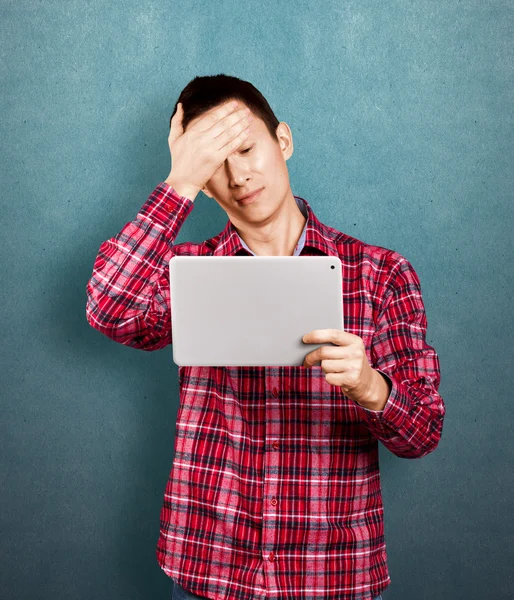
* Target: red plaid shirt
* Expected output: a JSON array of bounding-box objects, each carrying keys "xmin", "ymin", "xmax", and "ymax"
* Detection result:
[{"xmin": 86, "ymin": 182, "xmax": 446, "ymax": 600}]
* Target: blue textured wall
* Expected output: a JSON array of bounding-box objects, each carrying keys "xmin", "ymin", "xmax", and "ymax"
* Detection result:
[{"xmin": 2, "ymin": 1, "xmax": 513, "ymax": 599}]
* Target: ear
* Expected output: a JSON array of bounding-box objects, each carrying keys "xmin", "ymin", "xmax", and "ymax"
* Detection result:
[{"xmin": 276, "ymin": 122, "xmax": 294, "ymax": 161}]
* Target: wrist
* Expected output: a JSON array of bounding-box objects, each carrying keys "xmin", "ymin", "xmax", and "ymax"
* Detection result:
[
  {"xmin": 357, "ymin": 369, "xmax": 391, "ymax": 411},
  {"xmin": 164, "ymin": 176, "xmax": 200, "ymax": 202}
]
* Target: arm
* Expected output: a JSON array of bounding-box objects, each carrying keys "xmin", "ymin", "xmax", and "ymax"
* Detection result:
[
  {"xmin": 354, "ymin": 256, "xmax": 446, "ymax": 459},
  {"xmin": 85, "ymin": 182, "xmax": 194, "ymax": 351}
]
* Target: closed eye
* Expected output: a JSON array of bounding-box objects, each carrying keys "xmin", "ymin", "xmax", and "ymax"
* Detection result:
[{"xmin": 241, "ymin": 145, "xmax": 254, "ymax": 154}]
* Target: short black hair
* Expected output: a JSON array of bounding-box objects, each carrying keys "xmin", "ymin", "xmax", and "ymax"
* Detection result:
[{"xmin": 169, "ymin": 74, "xmax": 280, "ymax": 142}]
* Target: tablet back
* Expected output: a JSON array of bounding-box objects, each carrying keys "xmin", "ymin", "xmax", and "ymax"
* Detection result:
[{"xmin": 169, "ymin": 255, "xmax": 344, "ymax": 366}]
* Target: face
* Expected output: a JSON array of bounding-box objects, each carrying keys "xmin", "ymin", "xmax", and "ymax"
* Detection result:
[{"xmin": 186, "ymin": 100, "xmax": 295, "ymax": 226}]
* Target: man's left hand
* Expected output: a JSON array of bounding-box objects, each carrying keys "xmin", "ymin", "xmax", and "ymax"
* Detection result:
[{"xmin": 302, "ymin": 328, "xmax": 388, "ymax": 409}]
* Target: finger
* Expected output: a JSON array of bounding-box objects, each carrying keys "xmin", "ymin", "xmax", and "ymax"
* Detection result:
[
  {"xmin": 216, "ymin": 118, "xmax": 252, "ymax": 155},
  {"xmin": 304, "ymin": 346, "xmax": 348, "ymax": 367},
  {"xmin": 304, "ymin": 349, "xmax": 321, "ymax": 368},
  {"xmin": 188, "ymin": 100, "xmax": 242, "ymax": 134},
  {"xmin": 210, "ymin": 107, "xmax": 252, "ymax": 145},
  {"xmin": 319, "ymin": 358, "xmax": 348, "ymax": 373}
]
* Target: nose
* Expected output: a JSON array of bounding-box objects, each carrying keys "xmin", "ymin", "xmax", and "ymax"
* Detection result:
[{"xmin": 226, "ymin": 161, "xmax": 252, "ymax": 188}]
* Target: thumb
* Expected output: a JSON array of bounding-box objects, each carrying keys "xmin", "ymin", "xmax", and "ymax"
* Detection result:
[{"xmin": 169, "ymin": 103, "xmax": 184, "ymax": 139}]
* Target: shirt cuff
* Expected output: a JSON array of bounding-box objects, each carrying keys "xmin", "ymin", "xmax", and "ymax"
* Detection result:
[{"xmin": 137, "ymin": 182, "xmax": 194, "ymax": 229}]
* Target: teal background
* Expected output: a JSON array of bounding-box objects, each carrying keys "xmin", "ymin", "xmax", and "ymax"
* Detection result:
[{"xmin": 2, "ymin": 1, "xmax": 513, "ymax": 599}]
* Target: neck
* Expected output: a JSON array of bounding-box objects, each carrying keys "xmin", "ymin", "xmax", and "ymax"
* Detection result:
[{"xmin": 235, "ymin": 191, "xmax": 306, "ymax": 256}]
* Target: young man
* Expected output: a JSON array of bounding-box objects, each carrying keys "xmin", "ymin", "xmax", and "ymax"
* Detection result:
[{"xmin": 86, "ymin": 74, "xmax": 446, "ymax": 600}]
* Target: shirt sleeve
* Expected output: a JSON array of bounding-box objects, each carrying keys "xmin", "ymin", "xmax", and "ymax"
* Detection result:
[
  {"xmin": 85, "ymin": 182, "xmax": 194, "ymax": 351},
  {"xmin": 354, "ymin": 256, "xmax": 446, "ymax": 459}
]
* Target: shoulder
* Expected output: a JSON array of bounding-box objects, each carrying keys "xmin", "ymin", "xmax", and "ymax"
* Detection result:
[
  {"xmin": 323, "ymin": 222, "xmax": 418, "ymax": 303},
  {"xmin": 329, "ymin": 222, "xmax": 409, "ymax": 278}
]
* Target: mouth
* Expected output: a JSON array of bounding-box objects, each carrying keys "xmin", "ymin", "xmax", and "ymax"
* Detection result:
[{"xmin": 235, "ymin": 187, "xmax": 264, "ymax": 205}]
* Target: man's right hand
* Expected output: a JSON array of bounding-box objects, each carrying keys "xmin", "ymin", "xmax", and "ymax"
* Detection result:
[{"xmin": 164, "ymin": 101, "xmax": 253, "ymax": 202}]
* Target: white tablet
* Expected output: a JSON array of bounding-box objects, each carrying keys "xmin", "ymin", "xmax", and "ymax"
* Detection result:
[{"xmin": 169, "ymin": 255, "xmax": 344, "ymax": 366}]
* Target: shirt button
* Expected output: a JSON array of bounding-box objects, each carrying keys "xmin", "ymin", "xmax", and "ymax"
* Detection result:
[
  {"xmin": 268, "ymin": 552, "xmax": 276, "ymax": 562},
  {"xmin": 270, "ymin": 497, "xmax": 277, "ymax": 506},
  {"xmin": 272, "ymin": 388, "xmax": 278, "ymax": 397},
  {"xmin": 272, "ymin": 441, "xmax": 279, "ymax": 450}
]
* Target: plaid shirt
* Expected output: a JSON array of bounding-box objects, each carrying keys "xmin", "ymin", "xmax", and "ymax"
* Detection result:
[{"xmin": 86, "ymin": 182, "xmax": 446, "ymax": 600}]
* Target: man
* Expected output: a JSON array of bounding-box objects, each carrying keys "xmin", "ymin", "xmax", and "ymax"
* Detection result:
[{"xmin": 86, "ymin": 74, "xmax": 446, "ymax": 600}]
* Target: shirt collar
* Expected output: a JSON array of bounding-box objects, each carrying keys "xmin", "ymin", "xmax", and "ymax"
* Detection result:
[{"xmin": 211, "ymin": 195, "xmax": 340, "ymax": 257}]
